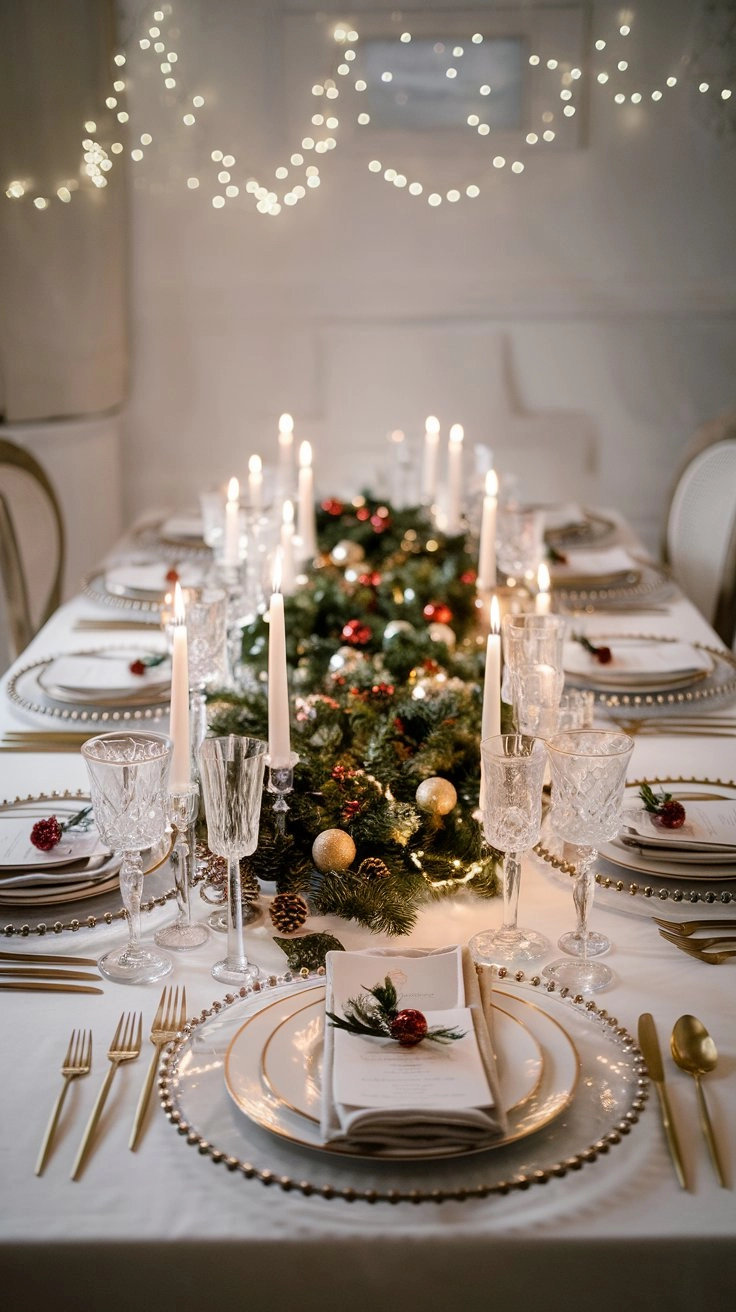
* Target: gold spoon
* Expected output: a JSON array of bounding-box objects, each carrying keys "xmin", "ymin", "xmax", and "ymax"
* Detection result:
[{"xmin": 670, "ymin": 1015, "xmax": 728, "ymax": 1188}]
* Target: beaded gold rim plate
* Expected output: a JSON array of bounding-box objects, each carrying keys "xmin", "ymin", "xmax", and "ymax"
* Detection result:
[
  {"xmin": 552, "ymin": 559, "xmax": 669, "ymax": 605},
  {"xmin": 224, "ymin": 985, "xmax": 563, "ymax": 1158},
  {"xmin": 0, "ymin": 790, "xmax": 175, "ymax": 936},
  {"xmin": 160, "ymin": 973, "xmax": 646, "ymax": 1203},
  {"xmin": 563, "ymin": 636, "xmax": 736, "ymax": 711},
  {"xmin": 535, "ymin": 777, "xmax": 736, "ymax": 911},
  {"xmin": 543, "ymin": 509, "xmax": 618, "ymax": 551},
  {"xmin": 6, "ymin": 648, "xmax": 170, "ymax": 723}
]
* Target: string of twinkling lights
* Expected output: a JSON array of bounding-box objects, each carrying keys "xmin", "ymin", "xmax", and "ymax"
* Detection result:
[{"xmin": 4, "ymin": 6, "xmax": 733, "ymax": 214}]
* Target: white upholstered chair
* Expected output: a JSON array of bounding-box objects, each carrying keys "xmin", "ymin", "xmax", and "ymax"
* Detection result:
[
  {"xmin": 0, "ymin": 437, "xmax": 65, "ymax": 668},
  {"xmin": 663, "ymin": 413, "xmax": 736, "ymax": 647}
]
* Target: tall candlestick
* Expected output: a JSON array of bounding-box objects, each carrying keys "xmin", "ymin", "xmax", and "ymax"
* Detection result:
[
  {"xmin": 169, "ymin": 582, "xmax": 192, "ymax": 791},
  {"xmin": 446, "ymin": 423, "xmax": 464, "ymax": 534},
  {"xmin": 248, "ymin": 454, "xmax": 263, "ymax": 513},
  {"xmin": 422, "ymin": 415, "xmax": 440, "ymax": 504},
  {"xmin": 223, "ymin": 476, "xmax": 240, "ymax": 568},
  {"xmin": 278, "ymin": 413, "xmax": 294, "ymax": 493},
  {"xmin": 479, "ymin": 594, "xmax": 502, "ymax": 812},
  {"xmin": 268, "ymin": 567, "xmax": 291, "ymax": 768},
  {"xmin": 280, "ymin": 499, "xmax": 296, "ymax": 594},
  {"xmin": 477, "ymin": 468, "xmax": 498, "ymax": 592},
  {"xmin": 536, "ymin": 562, "xmax": 551, "ymax": 615},
  {"xmin": 297, "ymin": 440, "xmax": 317, "ymax": 563}
]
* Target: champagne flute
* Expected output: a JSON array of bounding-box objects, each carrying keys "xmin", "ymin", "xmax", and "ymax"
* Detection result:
[
  {"xmin": 469, "ymin": 734, "xmax": 550, "ymax": 965},
  {"xmin": 544, "ymin": 729, "xmax": 635, "ymax": 991}
]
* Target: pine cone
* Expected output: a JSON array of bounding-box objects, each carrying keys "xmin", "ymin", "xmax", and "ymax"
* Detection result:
[
  {"xmin": 358, "ymin": 856, "xmax": 391, "ymax": 880},
  {"xmin": 269, "ymin": 892, "xmax": 308, "ymax": 933}
]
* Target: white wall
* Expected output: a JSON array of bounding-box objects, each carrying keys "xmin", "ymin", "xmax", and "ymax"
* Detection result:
[{"xmin": 119, "ymin": 0, "xmax": 736, "ymax": 550}]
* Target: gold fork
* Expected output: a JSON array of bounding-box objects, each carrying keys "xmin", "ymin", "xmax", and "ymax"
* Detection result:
[
  {"xmin": 35, "ymin": 1029, "xmax": 92, "ymax": 1176},
  {"xmin": 71, "ymin": 1011, "xmax": 142, "ymax": 1180},
  {"xmin": 659, "ymin": 936, "xmax": 736, "ymax": 965},
  {"xmin": 653, "ymin": 916, "xmax": 736, "ymax": 937},
  {"xmin": 659, "ymin": 929, "xmax": 736, "ymax": 952},
  {"xmin": 129, "ymin": 985, "xmax": 187, "ymax": 1151}
]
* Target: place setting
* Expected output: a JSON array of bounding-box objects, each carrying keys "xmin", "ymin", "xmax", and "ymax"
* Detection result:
[
  {"xmin": 561, "ymin": 631, "xmax": 736, "ymax": 712},
  {"xmin": 6, "ymin": 645, "xmax": 172, "ymax": 724},
  {"xmin": 82, "ymin": 557, "xmax": 209, "ymax": 613}
]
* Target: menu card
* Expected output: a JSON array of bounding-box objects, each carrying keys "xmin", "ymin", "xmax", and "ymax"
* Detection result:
[
  {"xmin": 0, "ymin": 818, "xmax": 108, "ymax": 871},
  {"xmin": 623, "ymin": 800, "xmax": 736, "ymax": 853}
]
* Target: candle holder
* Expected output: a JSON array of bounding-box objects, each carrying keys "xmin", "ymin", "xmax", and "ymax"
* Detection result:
[
  {"xmin": 266, "ymin": 752, "xmax": 300, "ymax": 834},
  {"xmin": 154, "ymin": 787, "xmax": 209, "ymax": 950}
]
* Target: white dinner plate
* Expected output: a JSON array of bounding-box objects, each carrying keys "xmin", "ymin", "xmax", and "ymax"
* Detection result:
[
  {"xmin": 563, "ymin": 637, "xmax": 713, "ymax": 692},
  {"xmin": 224, "ymin": 984, "xmax": 579, "ymax": 1159},
  {"xmin": 598, "ymin": 781, "xmax": 736, "ymax": 881}
]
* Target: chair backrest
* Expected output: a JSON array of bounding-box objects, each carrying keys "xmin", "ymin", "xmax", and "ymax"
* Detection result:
[
  {"xmin": 0, "ymin": 437, "xmax": 65, "ymax": 662},
  {"xmin": 664, "ymin": 428, "xmax": 736, "ymax": 646}
]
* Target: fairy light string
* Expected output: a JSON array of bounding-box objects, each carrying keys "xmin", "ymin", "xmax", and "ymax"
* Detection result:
[{"xmin": 4, "ymin": 7, "xmax": 732, "ymax": 213}]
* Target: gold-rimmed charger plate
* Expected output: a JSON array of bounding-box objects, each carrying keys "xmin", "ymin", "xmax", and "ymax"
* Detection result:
[
  {"xmin": 161, "ymin": 974, "xmax": 646, "ymax": 1204},
  {"xmin": 224, "ymin": 984, "xmax": 579, "ymax": 1160}
]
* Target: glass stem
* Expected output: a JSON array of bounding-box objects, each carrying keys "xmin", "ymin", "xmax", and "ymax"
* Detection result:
[
  {"xmin": 224, "ymin": 854, "xmax": 248, "ymax": 972},
  {"xmin": 190, "ymin": 688, "xmax": 208, "ymax": 766},
  {"xmin": 501, "ymin": 851, "xmax": 522, "ymax": 931},
  {"xmin": 119, "ymin": 850, "xmax": 144, "ymax": 961},
  {"xmin": 573, "ymin": 846, "xmax": 597, "ymax": 964},
  {"xmin": 171, "ymin": 824, "xmax": 193, "ymax": 928}
]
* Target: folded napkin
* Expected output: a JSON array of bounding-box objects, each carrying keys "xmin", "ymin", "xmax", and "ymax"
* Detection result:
[
  {"xmin": 542, "ymin": 503, "xmax": 585, "ymax": 533},
  {"xmin": 320, "ymin": 945, "xmax": 507, "ymax": 1155},
  {"xmin": 160, "ymin": 515, "xmax": 205, "ymax": 541},
  {"xmin": 551, "ymin": 546, "xmax": 639, "ymax": 585},
  {"xmin": 621, "ymin": 799, "xmax": 736, "ymax": 854},
  {"xmin": 40, "ymin": 654, "xmax": 171, "ymax": 704},
  {"xmin": 105, "ymin": 562, "xmax": 206, "ymax": 597},
  {"xmin": 0, "ymin": 818, "xmax": 109, "ymax": 872},
  {"xmin": 564, "ymin": 638, "xmax": 711, "ymax": 685}
]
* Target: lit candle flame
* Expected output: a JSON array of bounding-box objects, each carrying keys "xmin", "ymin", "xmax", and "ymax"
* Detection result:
[
  {"xmin": 173, "ymin": 579, "xmax": 186, "ymax": 625},
  {"xmin": 537, "ymin": 562, "xmax": 550, "ymax": 594},
  {"xmin": 248, "ymin": 454, "xmax": 262, "ymax": 475},
  {"xmin": 389, "ymin": 429, "xmax": 405, "ymax": 444},
  {"xmin": 278, "ymin": 413, "xmax": 294, "ymax": 435},
  {"xmin": 299, "ymin": 440, "xmax": 312, "ymax": 468},
  {"xmin": 272, "ymin": 552, "xmax": 282, "ymax": 594},
  {"xmin": 449, "ymin": 423, "xmax": 464, "ymax": 444},
  {"xmin": 490, "ymin": 593, "xmax": 501, "ymax": 635},
  {"xmin": 282, "ymin": 498, "xmax": 294, "ymax": 525},
  {"xmin": 485, "ymin": 468, "xmax": 498, "ymax": 497},
  {"xmin": 227, "ymin": 476, "xmax": 239, "ymax": 504},
  {"xmin": 425, "ymin": 415, "xmax": 440, "ymax": 435}
]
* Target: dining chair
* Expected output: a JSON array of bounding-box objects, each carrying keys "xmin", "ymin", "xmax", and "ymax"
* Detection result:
[
  {"xmin": 663, "ymin": 415, "xmax": 736, "ymax": 648},
  {"xmin": 0, "ymin": 438, "xmax": 66, "ymax": 664}
]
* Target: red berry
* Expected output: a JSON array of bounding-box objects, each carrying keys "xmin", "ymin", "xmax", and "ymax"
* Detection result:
[
  {"xmin": 165, "ymin": 568, "xmax": 179, "ymax": 584},
  {"xmin": 390, "ymin": 1009, "xmax": 428, "ymax": 1047},
  {"xmin": 30, "ymin": 816, "xmax": 63, "ymax": 851},
  {"xmin": 129, "ymin": 659, "xmax": 146, "ymax": 676},
  {"xmin": 595, "ymin": 645, "xmax": 613, "ymax": 665},
  {"xmin": 657, "ymin": 800, "xmax": 686, "ymax": 829}
]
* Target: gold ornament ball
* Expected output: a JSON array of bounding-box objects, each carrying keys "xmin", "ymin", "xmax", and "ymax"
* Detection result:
[
  {"xmin": 330, "ymin": 540, "xmax": 365, "ymax": 567},
  {"xmin": 415, "ymin": 777, "xmax": 458, "ymax": 816},
  {"xmin": 312, "ymin": 828, "xmax": 357, "ymax": 872}
]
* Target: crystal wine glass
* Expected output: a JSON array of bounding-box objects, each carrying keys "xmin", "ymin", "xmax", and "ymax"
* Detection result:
[
  {"xmin": 469, "ymin": 734, "xmax": 550, "ymax": 965},
  {"xmin": 496, "ymin": 505, "xmax": 545, "ymax": 583},
  {"xmin": 81, "ymin": 731, "xmax": 173, "ymax": 985},
  {"xmin": 502, "ymin": 613, "xmax": 567, "ymax": 737},
  {"xmin": 198, "ymin": 734, "xmax": 267, "ymax": 985},
  {"xmin": 544, "ymin": 729, "xmax": 635, "ymax": 991}
]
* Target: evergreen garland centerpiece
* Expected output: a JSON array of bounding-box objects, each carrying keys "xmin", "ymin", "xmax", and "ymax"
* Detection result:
[{"xmin": 208, "ymin": 494, "xmax": 503, "ymax": 937}]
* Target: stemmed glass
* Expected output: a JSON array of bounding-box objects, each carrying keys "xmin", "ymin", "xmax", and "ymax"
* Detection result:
[
  {"xmin": 544, "ymin": 729, "xmax": 635, "ymax": 991},
  {"xmin": 496, "ymin": 505, "xmax": 545, "ymax": 584},
  {"xmin": 469, "ymin": 734, "xmax": 550, "ymax": 965},
  {"xmin": 81, "ymin": 732, "xmax": 173, "ymax": 985},
  {"xmin": 180, "ymin": 586, "xmax": 228, "ymax": 761},
  {"xmin": 502, "ymin": 613, "xmax": 567, "ymax": 737},
  {"xmin": 198, "ymin": 735, "xmax": 267, "ymax": 985}
]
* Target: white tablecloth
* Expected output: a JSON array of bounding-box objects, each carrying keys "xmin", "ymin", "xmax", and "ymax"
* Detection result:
[{"xmin": 1, "ymin": 585, "xmax": 735, "ymax": 1312}]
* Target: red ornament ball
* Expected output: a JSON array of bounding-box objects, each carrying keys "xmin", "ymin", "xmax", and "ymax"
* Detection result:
[
  {"xmin": 423, "ymin": 602, "xmax": 453, "ymax": 626},
  {"xmin": 341, "ymin": 618, "xmax": 372, "ymax": 646},
  {"xmin": 390, "ymin": 1009, "xmax": 428, "ymax": 1047},
  {"xmin": 321, "ymin": 498, "xmax": 344, "ymax": 516},
  {"xmin": 30, "ymin": 816, "xmax": 63, "ymax": 851}
]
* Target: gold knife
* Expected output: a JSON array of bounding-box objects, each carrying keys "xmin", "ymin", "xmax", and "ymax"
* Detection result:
[
  {"xmin": 0, "ymin": 950, "xmax": 98, "ymax": 966},
  {"xmin": 0, "ymin": 967, "xmax": 101, "ymax": 982},
  {"xmin": 0, "ymin": 981, "xmax": 103, "ymax": 994},
  {"xmin": 638, "ymin": 1012, "xmax": 689, "ymax": 1190}
]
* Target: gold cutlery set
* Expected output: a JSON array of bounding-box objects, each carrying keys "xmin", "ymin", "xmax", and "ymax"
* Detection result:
[
  {"xmin": 0, "ymin": 731, "xmax": 94, "ymax": 754},
  {"xmin": 638, "ymin": 1012, "xmax": 726, "ymax": 1191},
  {"xmin": 36, "ymin": 985, "xmax": 187, "ymax": 1179},
  {"xmin": 654, "ymin": 916, "xmax": 736, "ymax": 964},
  {"xmin": 0, "ymin": 949, "xmax": 103, "ymax": 994}
]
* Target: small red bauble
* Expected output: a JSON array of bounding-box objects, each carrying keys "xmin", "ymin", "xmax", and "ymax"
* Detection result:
[
  {"xmin": 656, "ymin": 800, "xmax": 687, "ymax": 829},
  {"xmin": 30, "ymin": 816, "xmax": 63, "ymax": 851},
  {"xmin": 423, "ymin": 602, "xmax": 453, "ymax": 625},
  {"xmin": 129, "ymin": 659, "xmax": 146, "ymax": 676},
  {"xmin": 390, "ymin": 1009, "xmax": 428, "ymax": 1047},
  {"xmin": 165, "ymin": 568, "xmax": 179, "ymax": 584},
  {"xmin": 321, "ymin": 498, "xmax": 344, "ymax": 516},
  {"xmin": 341, "ymin": 618, "xmax": 372, "ymax": 646}
]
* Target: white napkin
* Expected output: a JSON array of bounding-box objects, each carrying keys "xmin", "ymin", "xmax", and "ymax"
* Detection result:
[
  {"xmin": 621, "ymin": 800, "xmax": 736, "ymax": 854},
  {"xmin": 542, "ymin": 503, "xmax": 585, "ymax": 533},
  {"xmin": 564, "ymin": 639, "xmax": 711, "ymax": 684},
  {"xmin": 104, "ymin": 562, "xmax": 205, "ymax": 596},
  {"xmin": 320, "ymin": 945, "xmax": 507, "ymax": 1155},
  {"xmin": 40, "ymin": 654, "xmax": 170, "ymax": 703},
  {"xmin": 160, "ymin": 515, "xmax": 205, "ymax": 541},
  {"xmin": 551, "ymin": 546, "xmax": 638, "ymax": 583}
]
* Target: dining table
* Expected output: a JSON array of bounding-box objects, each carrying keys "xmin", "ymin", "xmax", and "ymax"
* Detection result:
[{"xmin": 1, "ymin": 517, "xmax": 735, "ymax": 1312}]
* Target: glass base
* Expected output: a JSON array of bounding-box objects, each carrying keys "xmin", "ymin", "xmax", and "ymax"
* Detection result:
[
  {"xmin": 154, "ymin": 920, "xmax": 210, "ymax": 950},
  {"xmin": 211, "ymin": 958, "xmax": 260, "ymax": 986},
  {"xmin": 208, "ymin": 902, "xmax": 262, "ymax": 933},
  {"xmin": 98, "ymin": 944, "xmax": 173, "ymax": 985},
  {"xmin": 558, "ymin": 928, "xmax": 610, "ymax": 958},
  {"xmin": 543, "ymin": 957, "xmax": 614, "ymax": 993},
  {"xmin": 469, "ymin": 926, "xmax": 551, "ymax": 966}
]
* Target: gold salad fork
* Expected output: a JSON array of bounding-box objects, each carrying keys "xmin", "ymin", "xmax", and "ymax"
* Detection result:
[
  {"xmin": 71, "ymin": 1011, "xmax": 142, "ymax": 1180},
  {"xmin": 659, "ymin": 935, "xmax": 736, "ymax": 965},
  {"xmin": 652, "ymin": 916, "xmax": 736, "ymax": 936},
  {"xmin": 35, "ymin": 1029, "xmax": 92, "ymax": 1176},
  {"xmin": 129, "ymin": 985, "xmax": 187, "ymax": 1151}
]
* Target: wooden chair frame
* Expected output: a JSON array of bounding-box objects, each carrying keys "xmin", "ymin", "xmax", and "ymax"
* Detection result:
[{"xmin": 0, "ymin": 438, "xmax": 66, "ymax": 660}]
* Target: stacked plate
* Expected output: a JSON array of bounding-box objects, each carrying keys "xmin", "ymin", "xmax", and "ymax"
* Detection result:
[
  {"xmin": 0, "ymin": 795, "xmax": 118, "ymax": 909},
  {"xmin": 563, "ymin": 636, "xmax": 714, "ymax": 695},
  {"xmin": 83, "ymin": 558, "xmax": 208, "ymax": 612},
  {"xmin": 7, "ymin": 647, "xmax": 171, "ymax": 722},
  {"xmin": 600, "ymin": 780, "xmax": 736, "ymax": 883},
  {"xmin": 541, "ymin": 505, "xmax": 618, "ymax": 551}
]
